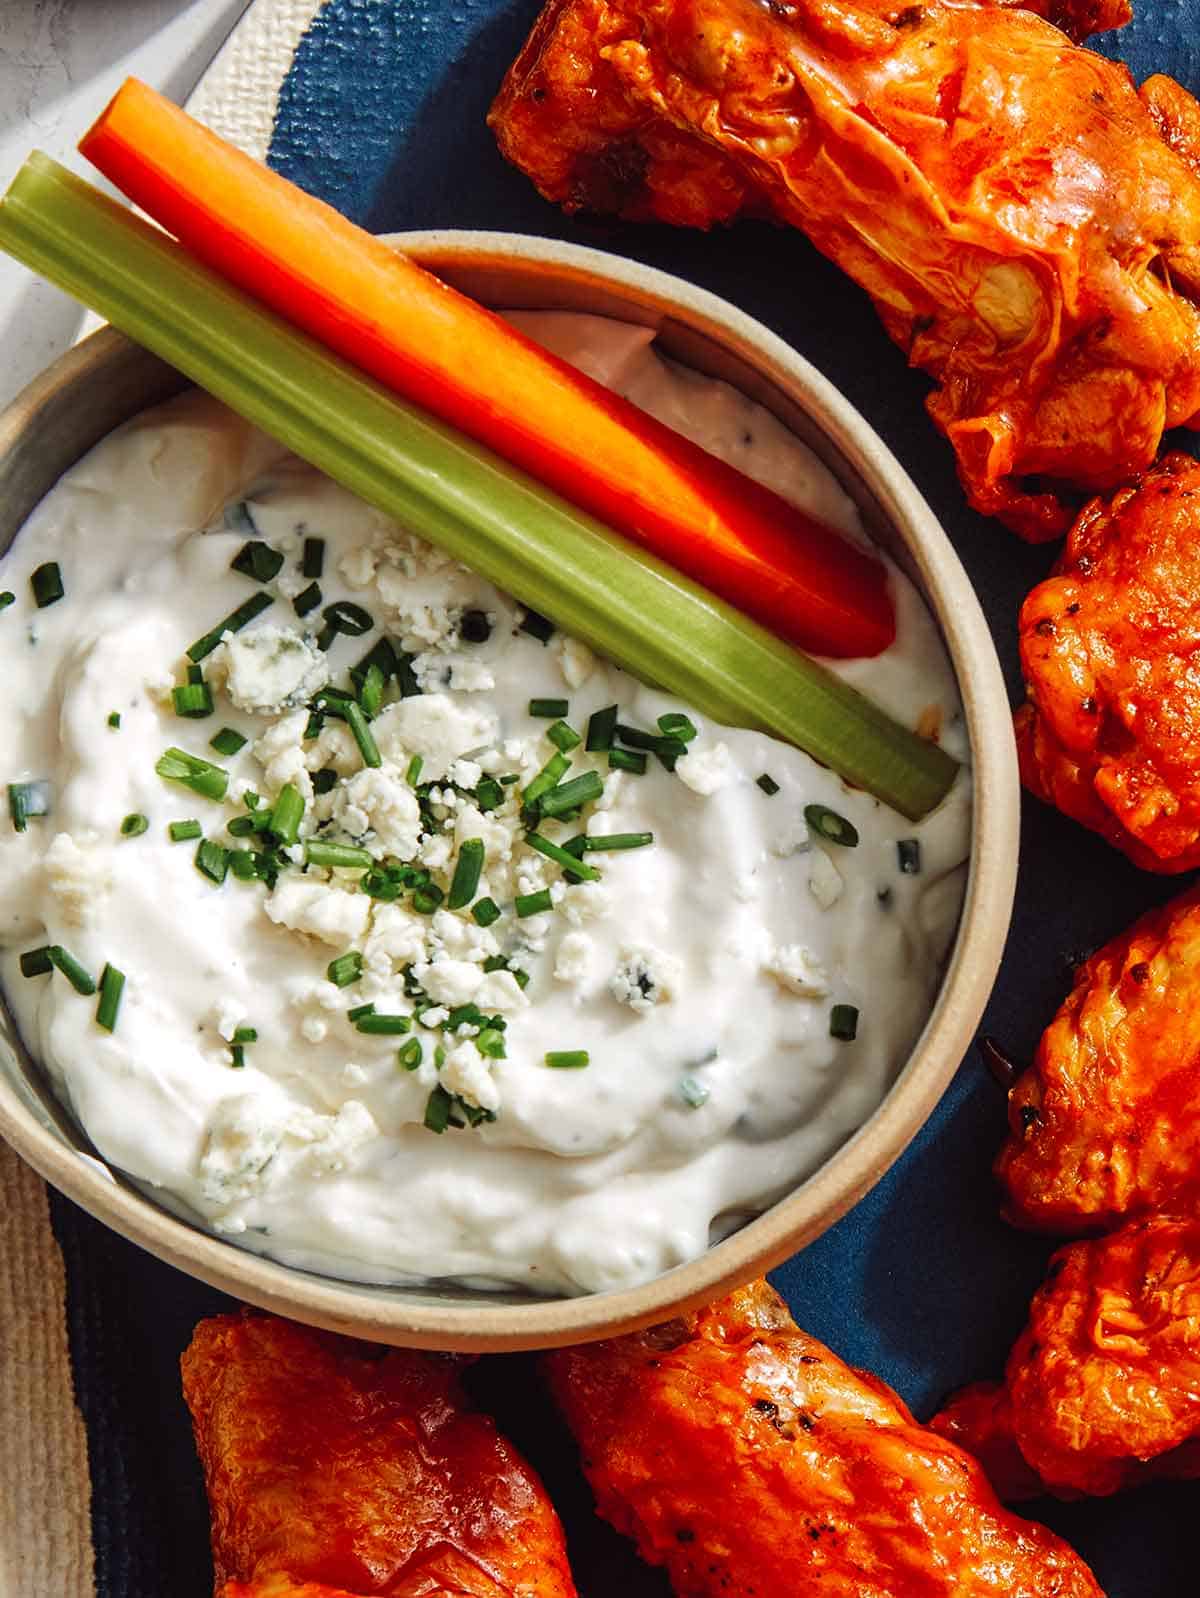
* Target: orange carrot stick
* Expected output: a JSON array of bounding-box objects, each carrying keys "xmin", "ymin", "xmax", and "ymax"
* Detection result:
[{"xmin": 80, "ymin": 79, "xmax": 895, "ymax": 659}]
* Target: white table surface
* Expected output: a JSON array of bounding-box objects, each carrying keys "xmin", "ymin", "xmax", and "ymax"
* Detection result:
[{"xmin": 0, "ymin": 0, "xmax": 251, "ymax": 409}]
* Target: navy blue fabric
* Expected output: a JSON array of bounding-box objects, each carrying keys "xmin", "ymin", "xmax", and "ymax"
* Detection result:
[{"xmin": 51, "ymin": 2, "xmax": 1200, "ymax": 1593}]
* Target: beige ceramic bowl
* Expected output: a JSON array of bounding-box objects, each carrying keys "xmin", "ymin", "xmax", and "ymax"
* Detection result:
[{"xmin": 0, "ymin": 232, "xmax": 1018, "ymax": 1350}]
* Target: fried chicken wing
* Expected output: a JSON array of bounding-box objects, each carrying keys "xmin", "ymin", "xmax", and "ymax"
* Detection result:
[
  {"xmin": 931, "ymin": 1214, "xmax": 1200, "ymax": 1498},
  {"xmin": 544, "ymin": 1279, "xmax": 1104, "ymax": 1595},
  {"xmin": 1016, "ymin": 454, "xmax": 1200, "ymax": 872},
  {"xmin": 490, "ymin": 0, "xmax": 1200, "ymax": 537},
  {"xmin": 181, "ymin": 1313, "xmax": 578, "ymax": 1598},
  {"xmin": 997, "ymin": 882, "xmax": 1200, "ymax": 1231}
]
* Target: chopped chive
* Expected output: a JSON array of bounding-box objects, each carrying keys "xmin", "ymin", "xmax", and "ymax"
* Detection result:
[
  {"xmin": 608, "ymin": 747, "xmax": 647, "ymax": 775},
  {"xmin": 344, "ymin": 701, "xmax": 381, "ymax": 768},
  {"xmin": 231, "ymin": 1025, "xmax": 258, "ymax": 1043},
  {"xmin": 355, "ymin": 1013, "xmax": 412, "ymax": 1035},
  {"xmin": 805, "ymin": 804, "xmax": 859, "ymax": 848},
  {"xmin": 327, "ymin": 950, "xmax": 363, "ymax": 988},
  {"xmin": 830, "ymin": 1004, "xmax": 859, "ymax": 1041},
  {"xmin": 349, "ymin": 637, "xmax": 399, "ymax": 690},
  {"xmin": 194, "ymin": 838, "xmax": 229, "ymax": 884},
  {"xmin": 898, "ymin": 838, "xmax": 922, "ymax": 874},
  {"xmin": 270, "ymin": 782, "xmax": 305, "ymax": 845},
  {"xmin": 186, "ymin": 590, "xmax": 273, "ymax": 662},
  {"xmin": 472, "ymin": 896, "xmax": 501, "ymax": 927},
  {"xmin": 582, "ymin": 831, "xmax": 654, "ymax": 852},
  {"xmin": 119, "ymin": 812, "xmax": 149, "ymax": 838},
  {"xmin": 658, "ymin": 712, "xmax": 698, "ymax": 743},
  {"xmin": 405, "ymin": 754, "xmax": 424, "ymax": 786},
  {"xmin": 523, "ymin": 750, "xmax": 571, "ymax": 809},
  {"xmin": 560, "ymin": 835, "xmax": 587, "ymax": 859},
  {"xmin": 172, "ymin": 680, "xmax": 214, "ymax": 718},
  {"xmin": 312, "ymin": 767, "xmax": 338, "ymax": 795},
  {"xmin": 227, "ymin": 813, "xmax": 266, "ymax": 837},
  {"xmin": 228, "ymin": 849, "xmax": 257, "ymax": 879},
  {"xmin": 475, "ymin": 776, "xmax": 504, "ymax": 812},
  {"xmin": 424, "ymin": 1083, "xmax": 454, "ymax": 1133},
  {"xmin": 412, "ymin": 884, "xmax": 445, "ymax": 915},
  {"xmin": 302, "ymin": 536, "xmax": 325, "ymax": 578},
  {"xmin": 526, "ymin": 831, "xmax": 601, "ymax": 881},
  {"xmin": 398, "ymin": 1037, "xmax": 423, "ymax": 1070},
  {"xmin": 0, "ymin": 591, "xmax": 14, "ymax": 613},
  {"xmin": 156, "ymin": 747, "xmax": 229, "ymax": 801},
  {"xmin": 530, "ymin": 697, "xmax": 568, "ymax": 718},
  {"xmin": 655, "ymin": 737, "xmax": 688, "ymax": 772},
  {"xmin": 107, "ymin": 711, "xmax": 121, "ymax": 729},
  {"xmin": 615, "ymin": 723, "xmax": 660, "ymax": 750},
  {"xmin": 230, "ymin": 1044, "xmax": 247, "ymax": 1069},
  {"xmin": 518, "ymin": 608, "xmax": 553, "ymax": 643},
  {"xmin": 312, "ymin": 686, "xmax": 354, "ymax": 717},
  {"xmin": 8, "ymin": 780, "xmax": 50, "ymax": 833},
  {"xmin": 460, "ymin": 608, "xmax": 491, "ymax": 643},
  {"xmin": 756, "ymin": 773, "xmax": 780, "ymax": 796},
  {"xmin": 186, "ymin": 663, "xmax": 205, "ymax": 685},
  {"xmin": 679, "ymin": 1075, "xmax": 710, "ymax": 1108},
  {"xmin": 48, "ymin": 945, "xmax": 95, "ymax": 995},
  {"xmin": 209, "ymin": 727, "xmax": 248, "ymax": 757},
  {"xmin": 31, "ymin": 562, "xmax": 64, "ymax": 607},
  {"xmin": 293, "ymin": 580, "xmax": 322, "ymax": 617},
  {"xmin": 318, "ymin": 599, "xmax": 373, "ymax": 650},
  {"xmin": 545, "ymin": 1049, "xmax": 589, "ymax": 1069},
  {"xmin": 447, "ymin": 838, "xmax": 485, "ymax": 910},
  {"xmin": 446, "ymin": 1002, "xmax": 484, "ymax": 1030},
  {"xmin": 362, "ymin": 869, "xmax": 401, "ymax": 901},
  {"xmin": 304, "ymin": 711, "xmax": 325, "ymax": 740},
  {"xmin": 515, "ymin": 888, "xmax": 554, "ymax": 917},
  {"xmin": 223, "ymin": 499, "xmax": 256, "ymax": 534},
  {"xmin": 546, "ymin": 719, "xmax": 581, "ymax": 754},
  {"xmin": 168, "ymin": 818, "xmax": 202, "ymax": 842},
  {"xmin": 19, "ymin": 946, "xmax": 53, "ymax": 978},
  {"xmin": 585, "ymin": 704, "xmax": 618, "ymax": 751},
  {"xmin": 476, "ymin": 1026, "xmax": 506, "ymax": 1060},
  {"xmin": 95, "ymin": 964, "xmax": 125, "ymax": 1031},
  {"xmin": 359, "ymin": 662, "xmax": 385, "ymax": 718},
  {"xmin": 348, "ymin": 1002, "xmax": 375, "ymax": 1021},
  {"xmin": 537, "ymin": 770, "xmax": 604, "ymax": 819},
  {"xmin": 230, "ymin": 540, "xmax": 284, "ymax": 582},
  {"xmin": 304, "ymin": 840, "xmax": 372, "ymax": 869}
]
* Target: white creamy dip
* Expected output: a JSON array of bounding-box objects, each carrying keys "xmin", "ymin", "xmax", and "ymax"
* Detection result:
[{"xmin": 0, "ymin": 313, "xmax": 970, "ymax": 1295}]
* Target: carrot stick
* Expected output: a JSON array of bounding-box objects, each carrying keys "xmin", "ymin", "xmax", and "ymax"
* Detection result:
[{"xmin": 79, "ymin": 78, "xmax": 895, "ymax": 660}]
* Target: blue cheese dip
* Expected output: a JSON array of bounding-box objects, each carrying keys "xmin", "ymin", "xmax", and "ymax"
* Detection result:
[{"xmin": 0, "ymin": 314, "xmax": 970, "ymax": 1296}]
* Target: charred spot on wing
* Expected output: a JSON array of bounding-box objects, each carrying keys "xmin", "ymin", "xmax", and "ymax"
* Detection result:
[{"xmin": 568, "ymin": 141, "xmax": 652, "ymax": 216}]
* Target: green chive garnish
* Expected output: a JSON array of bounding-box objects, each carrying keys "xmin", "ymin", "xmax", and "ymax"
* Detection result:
[
  {"xmin": 398, "ymin": 1037, "xmax": 423, "ymax": 1070},
  {"xmin": 48, "ymin": 945, "xmax": 95, "ymax": 995},
  {"xmin": 756, "ymin": 773, "xmax": 780, "ymax": 796},
  {"xmin": 107, "ymin": 711, "xmax": 121, "ymax": 729},
  {"xmin": 350, "ymin": 637, "xmax": 399, "ymax": 691},
  {"xmin": 545, "ymin": 1049, "xmax": 589, "ymax": 1069},
  {"xmin": 518, "ymin": 608, "xmax": 553, "ymax": 643},
  {"xmin": 898, "ymin": 838, "xmax": 922, "ymax": 874},
  {"xmin": 472, "ymin": 897, "xmax": 501, "ymax": 927},
  {"xmin": 348, "ymin": 1003, "xmax": 375, "ymax": 1021},
  {"xmin": 424, "ymin": 1083, "xmax": 454, "ymax": 1134},
  {"xmin": 31, "ymin": 562, "xmax": 64, "ymax": 608},
  {"xmin": 359, "ymin": 662, "xmax": 385, "ymax": 718},
  {"xmin": 168, "ymin": 818, "xmax": 202, "ymax": 842},
  {"xmin": 345, "ymin": 701, "xmax": 381, "ymax": 768},
  {"xmin": 679, "ymin": 1075, "xmax": 710, "ymax": 1107},
  {"xmin": 615, "ymin": 723, "xmax": 659, "ymax": 750},
  {"xmin": 232, "ymin": 1025, "xmax": 258, "ymax": 1043},
  {"xmin": 156, "ymin": 747, "xmax": 228, "ymax": 801},
  {"xmin": 228, "ymin": 849, "xmax": 257, "ymax": 879},
  {"xmin": 327, "ymin": 951, "xmax": 363, "ymax": 987},
  {"xmin": 355, "ymin": 1013, "xmax": 412, "ymax": 1035},
  {"xmin": 405, "ymin": 754, "xmax": 424, "ymax": 786},
  {"xmin": 658, "ymin": 712, "xmax": 698, "ymax": 743},
  {"xmin": 516, "ymin": 888, "xmax": 554, "ymax": 917},
  {"xmin": 312, "ymin": 768, "xmax": 338, "ymax": 795},
  {"xmin": 530, "ymin": 697, "xmax": 568, "ymax": 718},
  {"xmin": 412, "ymin": 884, "xmax": 444, "ymax": 914},
  {"xmin": 270, "ymin": 782, "xmax": 305, "ymax": 845},
  {"xmin": 8, "ymin": 781, "xmax": 49, "ymax": 833},
  {"xmin": 582, "ymin": 831, "xmax": 653, "ymax": 852},
  {"xmin": 210, "ymin": 727, "xmax": 248, "ymax": 757},
  {"xmin": 0, "ymin": 591, "xmax": 14, "ymax": 613},
  {"xmin": 608, "ymin": 747, "xmax": 647, "ymax": 775},
  {"xmin": 830, "ymin": 1004, "xmax": 859, "ymax": 1041},
  {"xmin": 302, "ymin": 536, "xmax": 325, "ymax": 578},
  {"xmin": 526, "ymin": 832, "xmax": 600, "ymax": 881},
  {"xmin": 585, "ymin": 704, "xmax": 618, "ymax": 751},
  {"xmin": 119, "ymin": 812, "xmax": 149, "ymax": 838},
  {"xmin": 805, "ymin": 804, "xmax": 859, "ymax": 848},
  {"xmin": 293, "ymin": 581, "xmax": 322, "ymax": 617},
  {"xmin": 447, "ymin": 838, "xmax": 485, "ymax": 910},
  {"xmin": 172, "ymin": 679, "xmax": 214, "ymax": 718},
  {"xmin": 537, "ymin": 770, "xmax": 604, "ymax": 819},
  {"xmin": 547, "ymin": 719, "xmax": 582, "ymax": 753},
  {"xmin": 194, "ymin": 838, "xmax": 229, "ymax": 884},
  {"xmin": 318, "ymin": 599, "xmax": 373, "ymax": 650},
  {"xmin": 523, "ymin": 750, "xmax": 571, "ymax": 809},
  {"xmin": 19, "ymin": 946, "xmax": 53, "ymax": 978},
  {"xmin": 186, "ymin": 591, "xmax": 273, "ymax": 662},
  {"xmin": 304, "ymin": 840, "xmax": 372, "ymax": 869},
  {"xmin": 95, "ymin": 964, "xmax": 125, "ymax": 1031},
  {"xmin": 230, "ymin": 540, "xmax": 284, "ymax": 582}
]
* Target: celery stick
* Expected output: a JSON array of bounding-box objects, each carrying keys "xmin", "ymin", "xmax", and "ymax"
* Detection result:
[{"xmin": 0, "ymin": 154, "xmax": 958, "ymax": 818}]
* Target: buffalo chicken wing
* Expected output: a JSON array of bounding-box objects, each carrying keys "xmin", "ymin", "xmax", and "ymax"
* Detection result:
[
  {"xmin": 490, "ymin": 0, "xmax": 1200, "ymax": 538},
  {"xmin": 544, "ymin": 1279, "xmax": 1104, "ymax": 1595}
]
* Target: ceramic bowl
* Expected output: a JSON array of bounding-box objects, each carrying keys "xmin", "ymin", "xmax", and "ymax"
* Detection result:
[{"xmin": 0, "ymin": 232, "xmax": 1018, "ymax": 1350}]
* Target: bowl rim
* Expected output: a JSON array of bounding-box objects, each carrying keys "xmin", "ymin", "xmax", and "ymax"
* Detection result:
[{"xmin": 0, "ymin": 229, "xmax": 1018, "ymax": 1350}]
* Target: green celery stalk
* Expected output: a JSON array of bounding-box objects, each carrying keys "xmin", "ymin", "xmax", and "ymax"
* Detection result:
[{"xmin": 0, "ymin": 153, "xmax": 958, "ymax": 819}]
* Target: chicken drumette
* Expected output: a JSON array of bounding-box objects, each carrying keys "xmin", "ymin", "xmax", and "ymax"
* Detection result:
[
  {"xmin": 181, "ymin": 1313, "xmax": 578, "ymax": 1598},
  {"xmin": 544, "ymin": 1279, "xmax": 1103, "ymax": 1595},
  {"xmin": 932, "ymin": 1212, "xmax": 1200, "ymax": 1499},
  {"xmin": 490, "ymin": 0, "xmax": 1200, "ymax": 537}
]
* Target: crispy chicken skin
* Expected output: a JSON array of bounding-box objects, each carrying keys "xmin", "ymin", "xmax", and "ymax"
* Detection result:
[
  {"xmin": 997, "ymin": 883, "xmax": 1200, "ymax": 1232},
  {"xmin": 1016, "ymin": 454, "xmax": 1200, "ymax": 872},
  {"xmin": 931, "ymin": 1215, "xmax": 1200, "ymax": 1498},
  {"xmin": 181, "ymin": 1313, "xmax": 578, "ymax": 1598},
  {"xmin": 544, "ymin": 1279, "xmax": 1104, "ymax": 1596},
  {"xmin": 489, "ymin": 0, "xmax": 1200, "ymax": 538}
]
